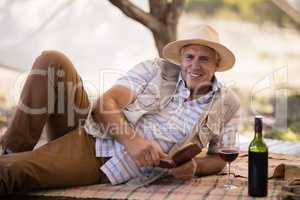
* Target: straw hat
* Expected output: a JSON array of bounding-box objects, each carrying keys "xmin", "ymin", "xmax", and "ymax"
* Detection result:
[{"xmin": 162, "ymin": 25, "xmax": 235, "ymax": 72}]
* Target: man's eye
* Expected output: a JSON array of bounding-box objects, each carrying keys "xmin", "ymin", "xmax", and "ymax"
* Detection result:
[
  {"xmin": 199, "ymin": 56, "xmax": 209, "ymax": 61},
  {"xmin": 199, "ymin": 56, "xmax": 209, "ymax": 62},
  {"xmin": 185, "ymin": 55, "xmax": 193, "ymax": 60}
]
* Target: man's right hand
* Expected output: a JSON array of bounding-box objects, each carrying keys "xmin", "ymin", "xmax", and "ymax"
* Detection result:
[{"xmin": 123, "ymin": 135, "xmax": 168, "ymax": 167}]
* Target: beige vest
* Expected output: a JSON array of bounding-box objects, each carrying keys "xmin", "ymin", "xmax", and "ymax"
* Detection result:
[{"xmin": 122, "ymin": 58, "xmax": 240, "ymax": 157}]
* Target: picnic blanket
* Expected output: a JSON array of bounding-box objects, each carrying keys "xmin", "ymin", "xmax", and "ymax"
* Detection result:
[{"xmin": 7, "ymin": 152, "xmax": 300, "ymax": 200}]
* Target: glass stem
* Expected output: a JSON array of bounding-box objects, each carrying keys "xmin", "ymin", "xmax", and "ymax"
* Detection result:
[{"xmin": 227, "ymin": 162, "xmax": 231, "ymax": 185}]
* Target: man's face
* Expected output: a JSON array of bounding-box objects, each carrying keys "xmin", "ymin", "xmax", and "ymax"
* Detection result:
[{"xmin": 180, "ymin": 45, "xmax": 219, "ymax": 94}]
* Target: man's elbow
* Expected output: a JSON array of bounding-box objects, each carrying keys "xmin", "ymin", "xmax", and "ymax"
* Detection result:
[
  {"xmin": 210, "ymin": 154, "xmax": 226, "ymax": 174},
  {"xmin": 195, "ymin": 155, "xmax": 227, "ymax": 176},
  {"xmin": 95, "ymin": 96, "xmax": 116, "ymax": 113},
  {"xmin": 217, "ymin": 158, "xmax": 226, "ymax": 173}
]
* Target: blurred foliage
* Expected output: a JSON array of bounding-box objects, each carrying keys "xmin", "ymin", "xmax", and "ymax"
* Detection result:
[
  {"xmin": 0, "ymin": 115, "xmax": 7, "ymax": 127},
  {"xmin": 273, "ymin": 94, "xmax": 300, "ymax": 133},
  {"xmin": 184, "ymin": 0, "xmax": 300, "ymax": 30},
  {"xmin": 263, "ymin": 94, "xmax": 300, "ymax": 141},
  {"xmin": 265, "ymin": 128, "xmax": 300, "ymax": 141},
  {"xmin": 238, "ymin": 87, "xmax": 300, "ymax": 141}
]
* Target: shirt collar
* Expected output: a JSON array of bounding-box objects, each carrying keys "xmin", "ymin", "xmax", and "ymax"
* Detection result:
[{"xmin": 173, "ymin": 73, "xmax": 220, "ymax": 104}]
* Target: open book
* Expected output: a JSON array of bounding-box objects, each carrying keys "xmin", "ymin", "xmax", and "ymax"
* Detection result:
[{"xmin": 158, "ymin": 143, "xmax": 202, "ymax": 169}]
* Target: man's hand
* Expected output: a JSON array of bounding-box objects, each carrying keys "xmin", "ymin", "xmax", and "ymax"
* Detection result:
[
  {"xmin": 170, "ymin": 158, "xmax": 197, "ymax": 181},
  {"xmin": 123, "ymin": 135, "xmax": 168, "ymax": 167}
]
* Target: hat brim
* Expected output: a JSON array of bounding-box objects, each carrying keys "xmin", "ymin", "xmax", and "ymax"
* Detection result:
[{"xmin": 162, "ymin": 39, "xmax": 235, "ymax": 72}]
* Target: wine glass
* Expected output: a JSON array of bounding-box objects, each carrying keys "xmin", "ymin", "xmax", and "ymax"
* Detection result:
[{"xmin": 218, "ymin": 130, "xmax": 240, "ymax": 190}]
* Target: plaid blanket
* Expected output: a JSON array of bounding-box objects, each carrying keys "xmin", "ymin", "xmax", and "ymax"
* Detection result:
[
  {"xmin": 25, "ymin": 176, "xmax": 285, "ymax": 200},
  {"xmin": 18, "ymin": 153, "xmax": 300, "ymax": 200}
]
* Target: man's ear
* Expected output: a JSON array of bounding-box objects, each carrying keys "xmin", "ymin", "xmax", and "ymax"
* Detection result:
[
  {"xmin": 214, "ymin": 51, "xmax": 221, "ymax": 71},
  {"xmin": 179, "ymin": 46, "xmax": 186, "ymax": 65},
  {"xmin": 215, "ymin": 64, "xmax": 219, "ymax": 72},
  {"xmin": 214, "ymin": 58, "xmax": 220, "ymax": 72}
]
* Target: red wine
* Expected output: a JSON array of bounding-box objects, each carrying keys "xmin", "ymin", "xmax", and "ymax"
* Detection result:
[{"xmin": 218, "ymin": 149, "xmax": 239, "ymax": 162}]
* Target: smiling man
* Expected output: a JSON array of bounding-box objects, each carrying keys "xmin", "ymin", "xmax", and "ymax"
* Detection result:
[
  {"xmin": 0, "ymin": 25, "xmax": 240, "ymax": 195},
  {"xmin": 180, "ymin": 45, "xmax": 220, "ymax": 98}
]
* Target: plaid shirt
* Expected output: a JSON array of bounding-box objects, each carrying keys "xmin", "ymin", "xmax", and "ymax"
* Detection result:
[{"xmin": 84, "ymin": 60, "xmax": 239, "ymax": 185}]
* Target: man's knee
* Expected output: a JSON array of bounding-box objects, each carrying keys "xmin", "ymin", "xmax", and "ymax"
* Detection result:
[
  {"xmin": 34, "ymin": 50, "xmax": 75, "ymax": 72},
  {"xmin": 41, "ymin": 50, "xmax": 68, "ymax": 61}
]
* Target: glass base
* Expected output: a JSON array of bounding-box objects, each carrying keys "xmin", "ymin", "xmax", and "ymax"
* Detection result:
[{"xmin": 224, "ymin": 184, "xmax": 238, "ymax": 190}]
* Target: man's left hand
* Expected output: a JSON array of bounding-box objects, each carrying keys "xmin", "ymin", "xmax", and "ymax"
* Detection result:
[{"xmin": 170, "ymin": 158, "xmax": 197, "ymax": 181}]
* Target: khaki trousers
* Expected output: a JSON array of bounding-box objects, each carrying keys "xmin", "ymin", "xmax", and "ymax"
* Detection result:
[{"xmin": 0, "ymin": 51, "xmax": 109, "ymax": 196}]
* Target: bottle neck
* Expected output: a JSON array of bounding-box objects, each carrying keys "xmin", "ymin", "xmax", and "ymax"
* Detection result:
[
  {"xmin": 254, "ymin": 130, "xmax": 263, "ymax": 140},
  {"xmin": 254, "ymin": 117, "xmax": 263, "ymax": 140}
]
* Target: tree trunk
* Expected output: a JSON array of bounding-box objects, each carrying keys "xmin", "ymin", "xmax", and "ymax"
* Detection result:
[
  {"xmin": 152, "ymin": 28, "xmax": 176, "ymax": 57},
  {"xmin": 149, "ymin": 0, "xmax": 182, "ymax": 57},
  {"xmin": 108, "ymin": 0, "xmax": 184, "ymax": 56}
]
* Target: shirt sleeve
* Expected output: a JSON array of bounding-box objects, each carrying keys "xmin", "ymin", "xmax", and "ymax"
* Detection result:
[
  {"xmin": 84, "ymin": 59, "xmax": 159, "ymax": 139},
  {"xmin": 114, "ymin": 59, "xmax": 159, "ymax": 96},
  {"xmin": 207, "ymin": 108, "xmax": 241, "ymax": 154}
]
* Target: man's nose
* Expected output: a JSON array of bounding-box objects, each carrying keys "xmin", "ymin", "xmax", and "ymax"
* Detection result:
[{"xmin": 190, "ymin": 60, "xmax": 203, "ymax": 70}]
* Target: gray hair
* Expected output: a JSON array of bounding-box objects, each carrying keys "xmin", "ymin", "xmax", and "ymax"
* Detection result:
[{"xmin": 180, "ymin": 45, "xmax": 221, "ymax": 67}]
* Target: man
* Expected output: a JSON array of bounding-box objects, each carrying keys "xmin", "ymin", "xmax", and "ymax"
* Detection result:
[{"xmin": 0, "ymin": 25, "xmax": 240, "ymax": 195}]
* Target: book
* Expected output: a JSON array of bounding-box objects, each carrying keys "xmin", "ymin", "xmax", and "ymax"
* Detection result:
[{"xmin": 158, "ymin": 143, "xmax": 202, "ymax": 168}]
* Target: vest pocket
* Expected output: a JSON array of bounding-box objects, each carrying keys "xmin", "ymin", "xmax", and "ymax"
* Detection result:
[
  {"xmin": 122, "ymin": 94, "xmax": 160, "ymax": 125},
  {"xmin": 136, "ymin": 94, "xmax": 159, "ymax": 109}
]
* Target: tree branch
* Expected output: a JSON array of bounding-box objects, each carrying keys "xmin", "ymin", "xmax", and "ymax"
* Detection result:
[
  {"xmin": 0, "ymin": 63, "xmax": 24, "ymax": 72},
  {"xmin": 26, "ymin": 0, "xmax": 75, "ymax": 40},
  {"xmin": 0, "ymin": 0, "xmax": 75, "ymax": 50},
  {"xmin": 108, "ymin": 0, "xmax": 163, "ymax": 32},
  {"xmin": 272, "ymin": 0, "xmax": 300, "ymax": 25}
]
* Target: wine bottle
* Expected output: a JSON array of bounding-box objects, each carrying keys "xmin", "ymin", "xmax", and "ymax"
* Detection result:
[{"xmin": 248, "ymin": 116, "xmax": 268, "ymax": 197}]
